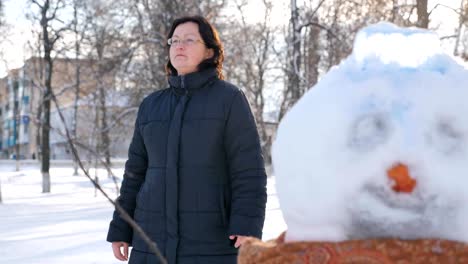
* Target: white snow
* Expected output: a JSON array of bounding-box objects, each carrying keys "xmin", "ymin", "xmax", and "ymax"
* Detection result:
[
  {"xmin": 0, "ymin": 163, "xmax": 286, "ymax": 263},
  {"xmin": 273, "ymin": 22, "xmax": 468, "ymax": 243},
  {"xmin": 352, "ymin": 22, "xmax": 443, "ymax": 68}
]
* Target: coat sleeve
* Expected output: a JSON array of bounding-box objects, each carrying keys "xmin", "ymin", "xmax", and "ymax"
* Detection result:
[
  {"xmin": 107, "ymin": 103, "xmax": 148, "ymax": 244},
  {"xmin": 224, "ymin": 89, "xmax": 267, "ymax": 239}
]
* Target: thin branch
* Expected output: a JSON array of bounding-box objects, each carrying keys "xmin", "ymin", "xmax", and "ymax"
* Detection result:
[
  {"xmin": 297, "ymin": 21, "xmax": 340, "ymax": 41},
  {"xmin": 48, "ymin": 83, "xmax": 167, "ymax": 264},
  {"xmin": 429, "ymin": 3, "xmax": 462, "ymax": 17},
  {"xmin": 47, "ymin": 0, "xmax": 66, "ymax": 22},
  {"xmin": 440, "ymin": 34, "xmax": 458, "ymax": 40},
  {"xmin": 309, "ymin": 0, "xmax": 326, "ymax": 19},
  {"xmin": 31, "ymin": 0, "xmax": 44, "ymax": 9},
  {"xmin": 50, "ymin": 26, "xmax": 70, "ymax": 46}
]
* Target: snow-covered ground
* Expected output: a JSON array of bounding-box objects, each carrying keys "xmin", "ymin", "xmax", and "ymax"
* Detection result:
[{"xmin": 0, "ymin": 163, "xmax": 286, "ymax": 264}]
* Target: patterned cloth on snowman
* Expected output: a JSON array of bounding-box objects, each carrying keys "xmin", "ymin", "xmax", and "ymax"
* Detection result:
[{"xmin": 238, "ymin": 232, "xmax": 468, "ymax": 264}]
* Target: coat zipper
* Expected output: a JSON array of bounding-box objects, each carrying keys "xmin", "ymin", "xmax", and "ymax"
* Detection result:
[{"xmin": 181, "ymin": 75, "xmax": 185, "ymax": 94}]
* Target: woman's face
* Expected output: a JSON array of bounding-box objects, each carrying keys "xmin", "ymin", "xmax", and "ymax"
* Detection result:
[{"xmin": 169, "ymin": 22, "xmax": 214, "ymax": 76}]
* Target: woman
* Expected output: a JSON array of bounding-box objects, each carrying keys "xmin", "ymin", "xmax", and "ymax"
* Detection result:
[{"xmin": 107, "ymin": 16, "xmax": 267, "ymax": 264}]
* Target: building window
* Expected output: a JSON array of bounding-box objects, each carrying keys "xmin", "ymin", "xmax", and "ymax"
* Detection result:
[{"xmin": 13, "ymin": 80, "xmax": 19, "ymax": 92}]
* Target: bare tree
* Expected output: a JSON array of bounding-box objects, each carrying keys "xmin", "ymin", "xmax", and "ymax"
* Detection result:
[
  {"xmin": 279, "ymin": 0, "xmax": 301, "ymax": 120},
  {"xmin": 29, "ymin": 0, "xmax": 69, "ymax": 193},
  {"xmin": 223, "ymin": 0, "xmax": 278, "ymax": 163},
  {"xmin": 279, "ymin": 0, "xmax": 332, "ymax": 120},
  {"xmin": 80, "ymin": 0, "xmax": 138, "ymax": 174}
]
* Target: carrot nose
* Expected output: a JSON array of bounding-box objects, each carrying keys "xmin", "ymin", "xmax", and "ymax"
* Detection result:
[{"xmin": 387, "ymin": 163, "xmax": 416, "ymax": 193}]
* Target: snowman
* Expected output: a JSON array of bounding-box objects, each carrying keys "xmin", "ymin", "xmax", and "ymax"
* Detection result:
[{"xmin": 272, "ymin": 22, "xmax": 468, "ymax": 245}]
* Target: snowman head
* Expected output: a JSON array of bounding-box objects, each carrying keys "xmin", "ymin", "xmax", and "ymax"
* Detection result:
[{"xmin": 272, "ymin": 22, "xmax": 468, "ymax": 243}]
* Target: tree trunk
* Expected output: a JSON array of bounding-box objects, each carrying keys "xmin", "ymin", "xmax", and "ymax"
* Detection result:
[
  {"xmin": 306, "ymin": 17, "xmax": 320, "ymax": 89},
  {"xmin": 40, "ymin": 0, "xmax": 53, "ymax": 193},
  {"xmin": 41, "ymin": 58, "xmax": 52, "ymax": 193},
  {"xmin": 36, "ymin": 89, "xmax": 43, "ymax": 161},
  {"xmin": 391, "ymin": 0, "xmax": 398, "ymax": 23},
  {"xmin": 290, "ymin": 0, "xmax": 301, "ymax": 109},
  {"xmin": 279, "ymin": 0, "xmax": 301, "ymax": 120},
  {"xmin": 72, "ymin": 65, "xmax": 80, "ymax": 176},
  {"xmin": 416, "ymin": 0, "xmax": 429, "ymax": 28},
  {"xmin": 453, "ymin": 0, "xmax": 467, "ymax": 56},
  {"xmin": 98, "ymin": 80, "xmax": 111, "ymax": 171}
]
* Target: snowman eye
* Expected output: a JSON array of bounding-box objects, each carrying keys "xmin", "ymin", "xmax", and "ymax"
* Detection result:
[
  {"xmin": 428, "ymin": 120, "xmax": 464, "ymax": 154},
  {"xmin": 349, "ymin": 113, "xmax": 391, "ymax": 152}
]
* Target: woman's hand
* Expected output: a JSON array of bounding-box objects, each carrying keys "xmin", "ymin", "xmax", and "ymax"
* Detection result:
[
  {"xmin": 229, "ymin": 235, "xmax": 249, "ymax": 248},
  {"xmin": 112, "ymin": 241, "xmax": 129, "ymax": 261}
]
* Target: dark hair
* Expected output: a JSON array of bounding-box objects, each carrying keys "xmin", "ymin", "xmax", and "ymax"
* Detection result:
[{"xmin": 165, "ymin": 16, "xmax": 224, "ymax": 80}]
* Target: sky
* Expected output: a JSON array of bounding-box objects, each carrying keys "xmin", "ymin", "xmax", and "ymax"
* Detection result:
[
  {"xmin": 1, "ymin": 0, "xmax": 31, "ymax": 76},
  {"xmin": 0, "ymin": 0, "xmax": 464, "ymax": 77}
]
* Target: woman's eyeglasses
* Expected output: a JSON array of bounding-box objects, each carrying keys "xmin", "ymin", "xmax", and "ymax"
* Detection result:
[{"xmin": 167, "ymin": 38, "xmax": 205, "ymax": 47}]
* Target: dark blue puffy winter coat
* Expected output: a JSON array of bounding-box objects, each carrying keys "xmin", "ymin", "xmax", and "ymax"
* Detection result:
[{"xmin": 107, "ymin": 68, "xmax": 267, "ymax": 264}]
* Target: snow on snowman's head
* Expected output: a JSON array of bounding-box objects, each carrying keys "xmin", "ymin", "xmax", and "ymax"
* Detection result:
[{"xmin": 272, "ymin": 22, "xmax": 468, "ymax": 243}]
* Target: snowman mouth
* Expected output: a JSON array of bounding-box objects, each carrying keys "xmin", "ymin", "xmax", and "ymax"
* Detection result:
[
  {"xmin": 349, "ymin": 187, "xmax": 434, "ymax": 240},
  {"xmin": 349, "ymin": 183, "xmax": 457, "ymax": 240},
  {"xmin": 362, "ymin": 183, "xmax": 428, "ymax": 212}
]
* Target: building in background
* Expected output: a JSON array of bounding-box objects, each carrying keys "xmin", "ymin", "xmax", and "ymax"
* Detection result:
[
  {"xmin": 0, "ymin": 68, "xmax": 29, "ymax": 159},
  {"xmin": 0, "ymin": 57, "xmax": 134, "ymax": 160}
]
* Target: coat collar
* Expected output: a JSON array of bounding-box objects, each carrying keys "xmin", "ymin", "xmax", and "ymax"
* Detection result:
[{"xmin": 168, "ymin": 68, "xmax": 218, "ymax": 96}]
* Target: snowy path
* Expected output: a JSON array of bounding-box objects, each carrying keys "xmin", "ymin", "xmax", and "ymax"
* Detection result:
[{"xmin": 0, "ymin": 165, "xmax": 285, "ymax": 264}]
